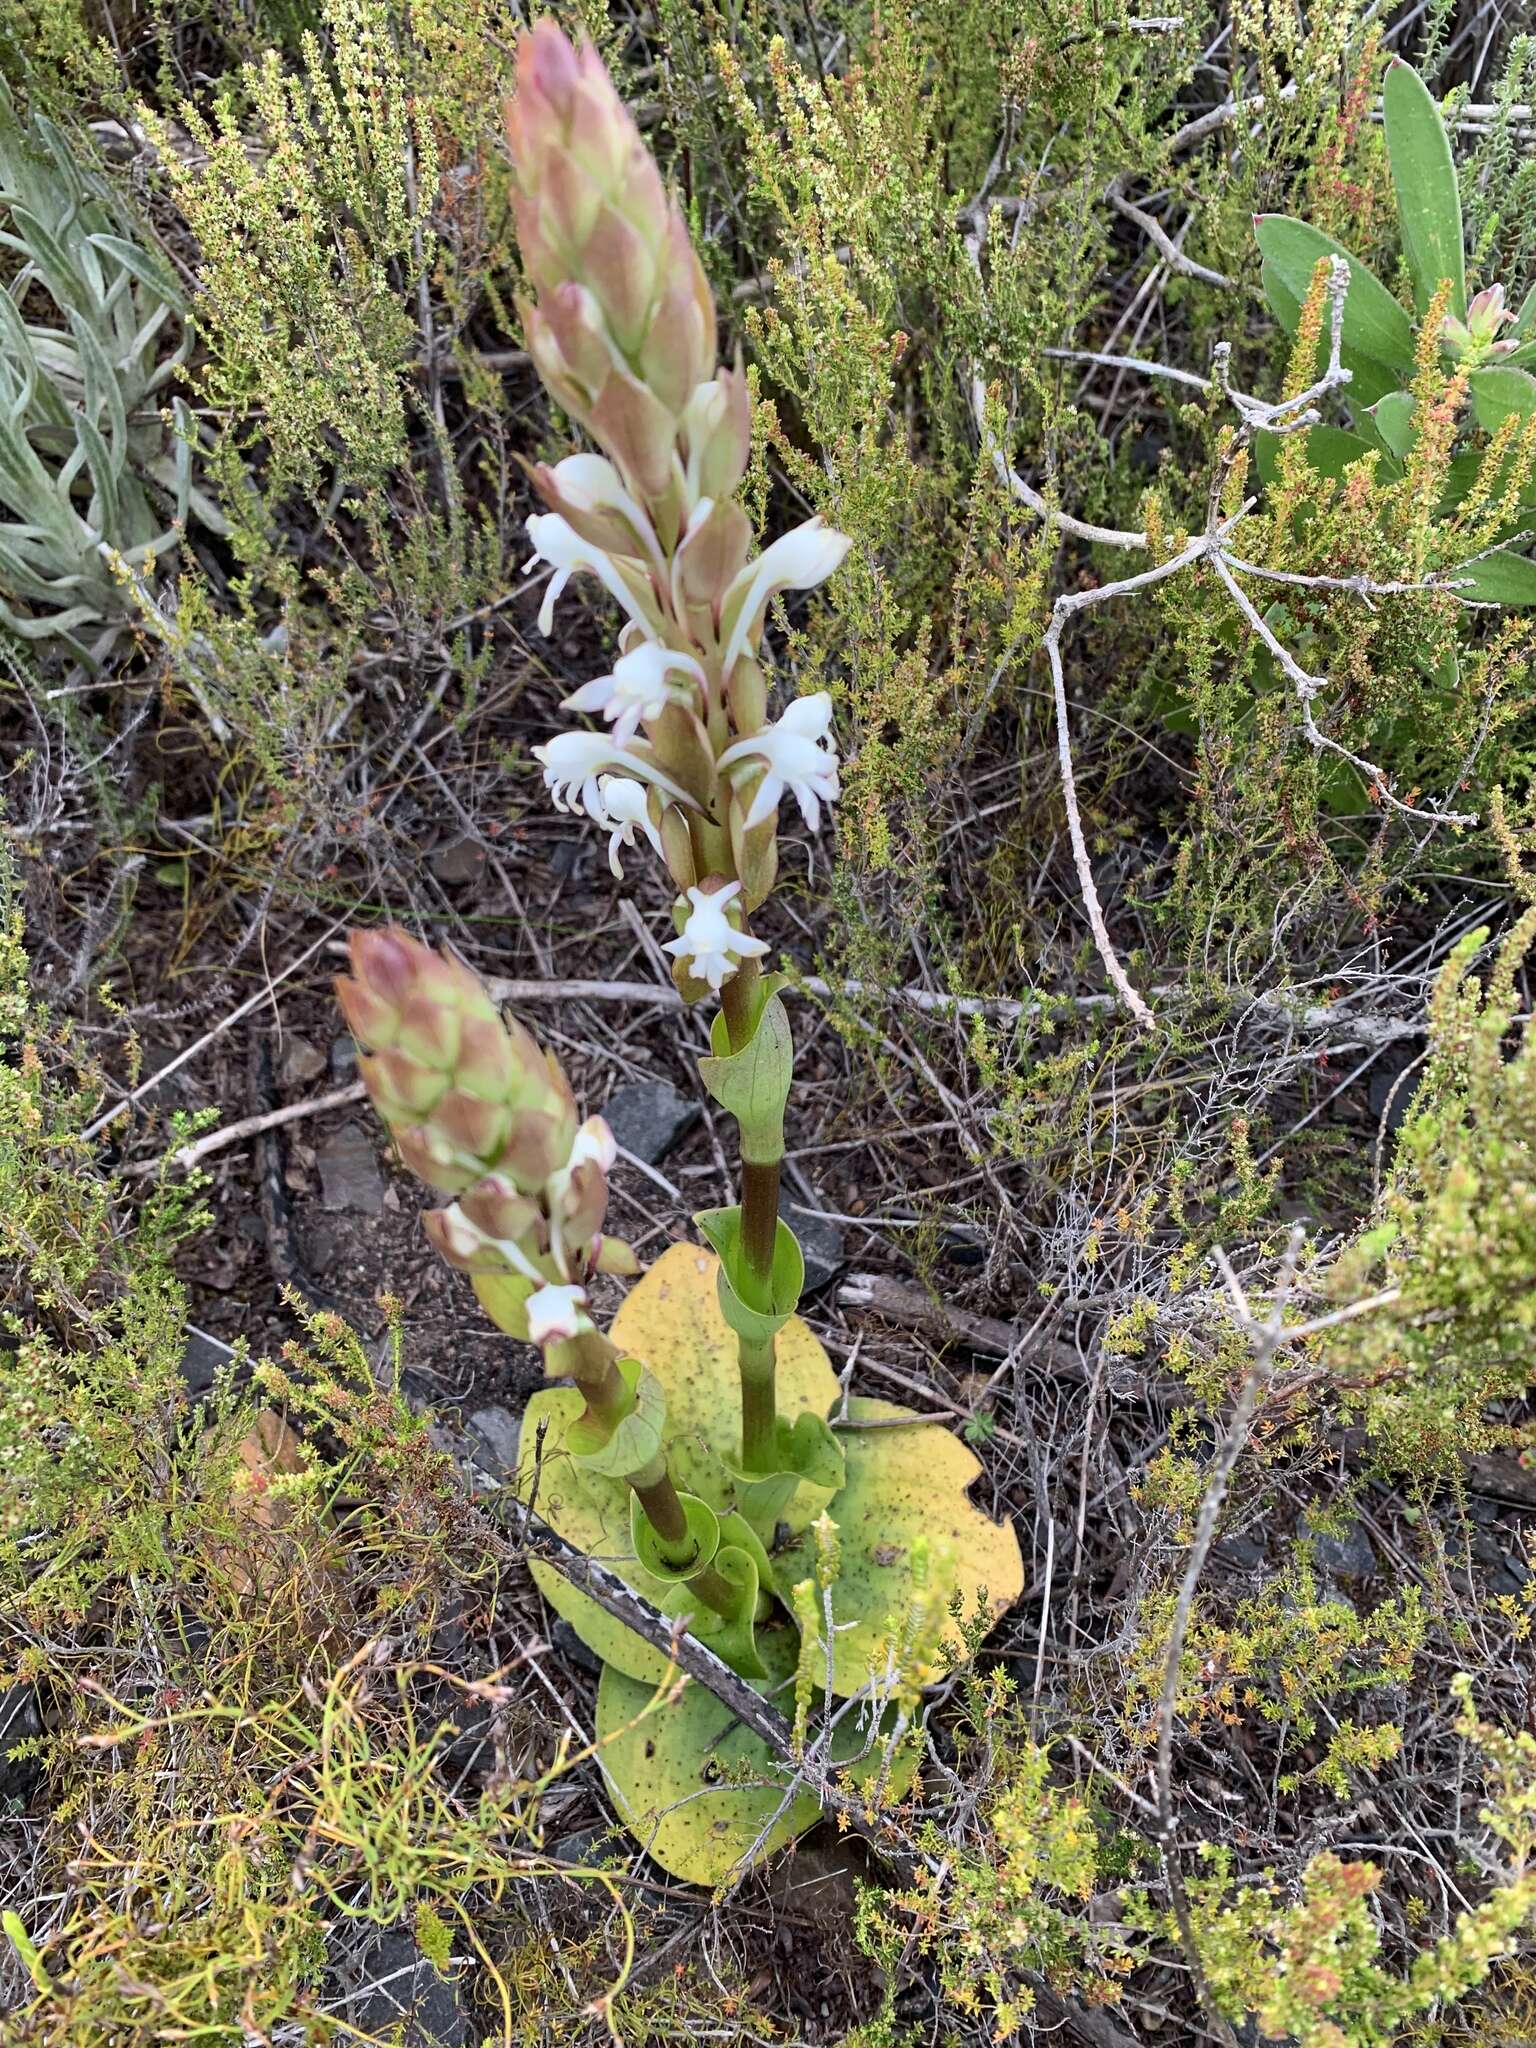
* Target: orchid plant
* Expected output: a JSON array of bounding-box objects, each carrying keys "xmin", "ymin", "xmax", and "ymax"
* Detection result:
[{"xmin": 337, "ymin": 22, "xmax": 1022, "ymax": 1886}]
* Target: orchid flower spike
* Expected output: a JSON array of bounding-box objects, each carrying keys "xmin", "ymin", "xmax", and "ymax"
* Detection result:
[
  {"xmin": 562, "ymin": 641, "xmax": 706, "ymax": 745},
  {"xmin": 593, "ymin": 776, "xmax": 665, "ymax": 876},
  {"xmin": 718, "ymin": 692, "xmax": 840, "ymax": 830},
  {"xmin": 664, "ymin": 880, "xmax": 769, "ymax": 992},
  {"xmin": 533, "ymin": 730, "xmax": 693, "ymax": 818}
]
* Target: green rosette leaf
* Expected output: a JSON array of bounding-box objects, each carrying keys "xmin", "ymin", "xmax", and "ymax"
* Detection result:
[{"xmin": 595, "ymin": 1625, "xmax": 919, "ymax": 1886}]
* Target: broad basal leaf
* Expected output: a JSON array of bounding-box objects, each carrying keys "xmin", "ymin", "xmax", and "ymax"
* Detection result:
[
  {"xmin": 1255, "ymin": 216, "xmax": 1415, "ymax": 376},
  {"xmin": 515, "ymin": 1243, "xmax": 842, "ymax": 1683},
  {"xmin": 772, "ymin": 1397, "xmax": 1024, "ymax": 1699}
]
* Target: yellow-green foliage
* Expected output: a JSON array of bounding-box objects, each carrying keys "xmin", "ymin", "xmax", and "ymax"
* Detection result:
[
  {"xmin": 141, "ymin": 0, "xmax": 440, "ymax": 501},
  {"xmin": 851, "ymin": 1664, "xmax": 1122, "ymax": 2045},
  {"xmin": 0, "ymin": 888, "xmax": 633, "ymax": 2041},
  {"xmin": 1323, "ymin": 909, "xmax": 1536, "ymax": 1469},
  {"xmin": 1128, "ymin": 1679, "xmax": 1536, "ymax": 2048},
  {"xmin": 1123, "ymin": 1559, "xmax": 1424, "ymax": 1750}
]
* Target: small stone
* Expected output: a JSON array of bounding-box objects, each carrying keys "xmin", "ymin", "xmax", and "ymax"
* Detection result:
[
  {"xmin": 1302, "ymin": 1517, "xmax": 1377, "ymax": 1581},
  {"xmin": 279, "ymin": 1035, "xmax": 327, "ymax": 1090},
  {"xmin": 467, "ymin": 1405, "xmax": 520, "ymax": 1475},
  {"xmin": 339, "ymin": 1925, "xmax": 466, "ymax": 2047},
  {"xmin": 180, "ymin": 1325, "xmax": 237, "ymax": 1394},
  {"xmin": 1368, "ymin": 1053, "xmax": 1425, "ymax": 1139},
  {"xmin": 329, "ymin": 1035, "xmax": 359, "ymax": 1082},
  {"xmin": 1214, "ymin": 1532, "xmax": 1266, "ymax": 1571},
  {"xmin": 782, "ymin": 1200, "xmax": 846, "ymax": 1292},
  {"xmin": 548, "ymin": 1825, "xmax": 616, "ymax": 1866},
  {"xmin": 604, "ymin": 1080, "xmax": 699, "ymax": 1165},
  {"xmin": 939, "ymin": 1226, "xmax": 985, "ymax": 1268},
  {"xmin": 318, "ymin": 1123, "xmax": 386, "ymax": 1213},
  {"xmin": 430, "ymin": 837, "xmax": 488, "ymax": 887},
  {"xmin": 0, "ymin": 1686, "xmax": 42, "ymax": 1807},
  {"xmin": 550, "ymin": 839, "xmax": 590, "ymax": 882}
]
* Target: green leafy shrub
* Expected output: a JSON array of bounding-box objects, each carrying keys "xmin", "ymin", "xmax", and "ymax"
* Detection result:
[{"xmin": 1322, "ymin": 909, "xmax": 1536, "ymax": 1471}]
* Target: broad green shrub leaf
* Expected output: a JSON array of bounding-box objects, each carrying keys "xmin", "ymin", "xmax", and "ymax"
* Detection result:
[
  {"xmin": 515, "ymin": 1244, "xmax": 841, "ymax": 1683},
  {"xmin": 1255, "ymin": 216, "xmax": 1415, "ymax": 375},
  {"xmin": 1470, "ymin": 364, "xmax": 1536, "ymax": 434},
  {"xmin": 1383, "ymin": 61, "xmax": 1465, "ymax": 318},
  {"xmin": 1452, "ymin": 548, "xmax": 1536, "ymax": 605},
  {"xmin": 1260, "ymin": 262, "xmax": 1403, "ymax": 407},
  {"xmin": 1254, "ymin": 425, "xmax": 1397, "ymax": 490},
  {"xmin": 596, "ymin": 1626, "xmax": 914, "ymax": 1885},
  {"xmin": 1368, "ymin": 392, "xmax": 1417, "ymax": 459},
  {"xmin": 772, "ymin": 1397, "xmax": 1024, "ymax": 1699}
]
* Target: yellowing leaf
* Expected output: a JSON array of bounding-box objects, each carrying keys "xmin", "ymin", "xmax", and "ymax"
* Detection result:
[
  {"xmin": 515, "ymin": 1242, "xmax": 841, "ymax": 1682},
  {"xmin": 773, "ymin": 1397, "xmax": 1025, "ymax": 1697}
]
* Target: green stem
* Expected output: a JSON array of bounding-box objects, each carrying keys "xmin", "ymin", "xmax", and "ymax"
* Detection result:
[
  {"xmin": 738, "ymin": 1333, "xmax": 778, "ymax": 1475},
  {"xmin": 720, "ymin": 937, "xmax": 786, "ymax": 1475},
  {"xmin": 629, "ymin": 1456, "xmax": 740, "ymax": 1618}
]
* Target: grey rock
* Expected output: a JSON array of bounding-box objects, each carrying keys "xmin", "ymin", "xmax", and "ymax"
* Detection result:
[
  {"xmin": 605, "ymin": 1080, "xmax": 699, "ymax": 1164},
  {"xmin": 548, "ymin": 1825, "xmax": 616, "ymax": 1866},
  {"xmin": 939, "ymin": 1226, "xmax": 985, "ymax": 1269},
  {"xmin": 279, "ymin": 1035, "xmax": 327, "ymax": 1090},
  {"xmin": 329, "ymin": 1034, "xmax": 359, "ymax": 1082},
  {"xmin": 550, "ymin": 839, "xmax": 590, "ymax": 882},
  {"xmin": 1302, "ymin": 1516, "xmax": 1377, "ymax": 1581},
  {"xmin": 180, "ymin": 1324, "xmax": 237, "ymax": 1394},
  {"xmin": 1368, "ymin": 1053, "xmax": 1425, "ymax": 1140},
  {"xmin": 467, "ymin": 1405, "xmax": 520, "ymax": 1476},
  {"xmin": 318, "ymin": 1123, "xmax": 386, "ymax": 1213},
  {"xmin": 1213, "ymin": 1532, "xmax": 1266, "ymax": 1571},
  {"xmin": 551, "ymin": 1618, "xmax": 603, "ymax": 1676},
  {"xmin": 783, "ymin": 1200, "xmax": 846, "ymax": 1292},
  {"xmin": 338, "ymin": 1925, "xmax": 466, "ymax": 2048},
  {"xmin": 430, "ymin": 837, "xmax": 488, "ymax": 887},
  {"xmin": 0, "ymin": 1685, "xmax": 42, "ymax": 1809}
]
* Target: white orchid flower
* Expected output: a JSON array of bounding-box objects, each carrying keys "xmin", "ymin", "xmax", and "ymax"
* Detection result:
[
  {"xmin": 524, "ymin": 513, "xmax": 658, "ymax": 637},
  {"xmin": 526, "ymin": 1281, "xmax": 589, "ymax": 1345},
  {"xmin": 718, "ymin": 519, "xmax": 852, "ymax": 678},
  {"xmin": 562, "ymin": 641, "xmax": 706, "ymax": 744},
  {"xmin": 437, "ymin": 1201, "xmax": 544, "ymax": 1283},
  {"xmin": 663, "ymin": 880, "xmax": 769, "ymax": 992},
  {"xmin": 718, "ymin": 692, "xmax": 839, "ymax": 830},
  {"xmin": 592, "ymin": 776, "xmax": 665, "ymax": 877},
  {"xmin": 569, "ymin": 1115, "xmax": 618, "ymax": 1173},
  {"xmin": 533, "ymin": 731, "xmax": 693, "ymax": 819}
]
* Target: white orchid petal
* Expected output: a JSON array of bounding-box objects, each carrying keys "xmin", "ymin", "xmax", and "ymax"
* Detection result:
[
  {"xmin": 662, "ymin": 881, "xmax": 770, "ymax": 992},
  {"xmin": 525, "ymin": 514, "xmax": 654, "ymax": 635},
  {"xmin": 526, "ymin": 1281, "xmax": 589, "ymax": 1345},
  {"xmin": 718, "ymin": 520, "xmax": 852, "ymax": 677}
]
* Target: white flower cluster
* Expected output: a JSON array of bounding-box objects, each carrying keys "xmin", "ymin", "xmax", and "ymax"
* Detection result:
[{"xmin": 523, "ymin": 453, "xmax": 850, "ymax": 989}]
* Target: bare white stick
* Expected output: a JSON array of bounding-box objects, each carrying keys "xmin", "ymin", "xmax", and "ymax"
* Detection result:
[{"xmin": 156, "ymin": 1080, "xmax": 368, "ymax": 1173}]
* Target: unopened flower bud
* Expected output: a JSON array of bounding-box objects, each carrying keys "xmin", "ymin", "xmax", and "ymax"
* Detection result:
[{"xmin": 339, "ymin": 928, "xmax": 580, "ymax": 1195}]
